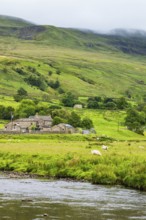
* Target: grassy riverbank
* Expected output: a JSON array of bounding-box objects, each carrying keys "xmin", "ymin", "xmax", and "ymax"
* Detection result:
[{"xmin": 0, "ymin": 134, "xmax": 146, "ymax": 191}]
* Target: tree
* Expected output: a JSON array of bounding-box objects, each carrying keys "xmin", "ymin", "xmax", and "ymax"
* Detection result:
[
  {"xmin": 48, "ymin": 70, "xmax": 53, "ymax": 76},
  {"xmin": 0, "ymin": 105, "xmax": 15, "ymax": 120},
  {"xmin": 125, "ymin": 108, "xmax": 145, "ymax": 135},
  {"xmin": 51, "ymin": 109, "xmax": 70, "ymax": 121},
  {"xmin": 48, "ymin": 79, "xmax": 60, "ymax": 89},
  {"xmin": 68, "ymin": 112, "xmax": 81, "ymax": 127},
  {"xmin": 16, "ymin": 99, "xmax": 36, "ymax": 118},
  {"xmin": 56, "ymin": 69, "xmax": 61, "ymax": 75},
  {"xmin": 17, "ymin": 87, "xmax": 28, "ymax": 96},
  {"xmin": 104, "ymin": 102, "xmax": 117, "ymax": 110},
  {"xmin": 0, "ymin": 105, "xmax": 5, "ymax": 119},
  {"xmin": 3, "ymin": 106, "xmax": 15, "ymax": 120},
  {"xmin": 25, "ymin": 75, "xmax": 47, "ymax": 91},
  {"xmin": 116, "ymin": 97, "xmax": 129, "ymax": 109},
  {"xmin": 14, "ymin": 87, "xmax": 28, "ymax": 102},
  {"xmin": 81, "ymin": 117, "xmax": 93, "ymax": 129},
  {"xmin": 53, "ymin": 116, "xmax": 64, "ymax": 125},
  {"xmin": 87, "ymin": 97, "xmax": 103, "ymax": 109},
  {"xmin": 87, "ymin": 100, "xmax": 100, "ymax": 109},
  {"xmin": 62, "ymin": 92, "xmax": 77, "ymax": 107}
]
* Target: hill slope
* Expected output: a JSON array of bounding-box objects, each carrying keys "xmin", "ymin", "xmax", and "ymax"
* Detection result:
[
  {"xmin": 0, "ymin": 15, "xmax": 146, "ymax": 101},
  {"xmin": 0, "ymin": 15, "xmax": 33, "ymax": 27}
]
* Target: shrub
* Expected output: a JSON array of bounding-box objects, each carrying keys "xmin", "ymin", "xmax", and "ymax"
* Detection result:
[
  {"xmin": 68, "ymin": 112, "xmax": 81, "ymax": 127},
  {"xmin": 53, "ymin": 116, "xmax": 64, "ymax": 125},
  {"xmin": 81, "ymin": 117, "xmax": 93, "ymax": 129},
  {"xmin": 62, "ymin": 92, "xmax": 77, "ymax": 107},
  {"xmin": 125, "ymin": 108, "xmax": 145, "ymax": 135},
  {"xmin": 48, "ymin": 79, "xmax": 60, "ymax": 89},
  {"xmin": 25, "ymin": 75, "xmax": 47, "ymax": 91},
  {"xmin": 14, "ymin": 88, "xmax": 28, "ymax": 102}
]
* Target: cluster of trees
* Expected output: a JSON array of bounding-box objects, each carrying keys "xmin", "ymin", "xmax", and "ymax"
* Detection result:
[
  {"xmin": 13, "ymin": 87, "xmax": 28, "ymax": 102},
  {"xmin": 48, "ymin": 79, "xmax": 60, "ymax": 89},
  {"xmin": 14, "ymin": 65, "xmax": 62, "ymax": 92},
  {"xmin": 87, "ymin": 96, "xmax": 129, "ymax": 110},
  {"xmin": 125, "ymin": 103, "xmax": 146, "ymax": 135},
  {"xmin": 61, "ymin": 92, "xmax": 81, "ymax": 107},
  {"xmin": 0, "ymin": 105, "xmax": 14, "ymax": 120},
  {"xmin": 25, "ymin": 75, "xmax": 48, "ymax": 91},
  {"xmin": 52, "ymin": 109, "xmax": 93, "ymax": 129}
]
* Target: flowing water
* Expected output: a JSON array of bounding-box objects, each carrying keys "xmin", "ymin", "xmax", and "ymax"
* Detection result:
[{"xmin": 0, "ymin": 175, "xmax": 146, "ymax": 220}]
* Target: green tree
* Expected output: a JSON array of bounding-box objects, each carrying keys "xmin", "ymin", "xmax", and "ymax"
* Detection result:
[
  {"xmin": 116, "ymin": 97, "xmax": 129, "ymax": 109},
  {"xmin": 81, "ymin": 117, "xmax": 93, "ymax": 129},
  {"xmin": 0, "ymin": 105, "xmax": 5, "ymax": 119},
  {"xmin": 125, "ymin": 108, "xmax": 145, "ymax": 135},
  {"xmin": 16, "ymin": 99, "xmax": 36, "ymax": 118},
  {"xmin": 68, "ymin": 112, "xmax": 81, "ymax": 127},
  {"xmin": 14, "ymin": 87, "xmax": 28, "ymax": 102},
  {"xmin": 17, "ymin": 87, "xmax": 28, "ymax": 96},
  {"xmin": 51, "ymin": 109, "xmax": 70, "ymax": 121},
  {"xmin": 0, "ymin": 105, "xmax": 15, "ymax": 120},
  {"xmin": 62, "ymin": 92, "xmax": 77, "ymax": 107},
  {"xmin": 53, "ymin": 116, "xmax": 64, "ymax": 125},
  {"xmin": 105, "ymin": 102, "xmax": 117, "ymax": 110}
]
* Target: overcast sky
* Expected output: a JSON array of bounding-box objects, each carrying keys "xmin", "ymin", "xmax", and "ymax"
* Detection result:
[{"xmin": 0, "ymin": 0, "xmax": 146, "ymax": 31}]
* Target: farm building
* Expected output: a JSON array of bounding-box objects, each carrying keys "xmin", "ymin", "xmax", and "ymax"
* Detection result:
[
  {"xmin": 5, "ymin": 115, "xmax": 53, "ymax": 133},
  {"xmin": 4, "ymin": 115, "xmax": 75, "ymax": 134}
]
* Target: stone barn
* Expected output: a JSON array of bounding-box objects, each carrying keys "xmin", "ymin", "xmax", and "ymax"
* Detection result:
[{"xmin": 5, "ymin": 115, "xmax": 53, "ymax": 133}]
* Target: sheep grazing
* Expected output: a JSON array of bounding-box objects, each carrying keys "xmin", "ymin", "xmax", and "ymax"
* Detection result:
[
  {"xmin": 139, "ymin": 146, "xmax": 144, "ymax": 149},
  {"xmin": 102, "ymin": 145, "xmax": 108, "ymax": 150},
  {"xmin": 91, "ymin": 150, "xmax": 102, "ymax": 156}
]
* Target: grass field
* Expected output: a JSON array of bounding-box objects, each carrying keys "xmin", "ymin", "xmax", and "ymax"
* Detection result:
[{"xmin": 0, "ymin": 133, "xmax": 146, "ymax": 191}]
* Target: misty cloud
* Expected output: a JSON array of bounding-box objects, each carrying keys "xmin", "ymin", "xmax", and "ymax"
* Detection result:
[{"xmin": 0, "ymin": 0, "xmax": 146, "ymax": 31}]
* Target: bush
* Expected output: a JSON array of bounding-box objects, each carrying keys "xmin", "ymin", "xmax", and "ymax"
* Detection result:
[
  {"xmin": 13, "ymin": 87, "xmax": 28, "ymax": 102},
  {"xmin": 15, "ymin": 68, "xmax": 26, "ymax": 75},
  {"xmin": 81, "ymin": 118, "xmax": 93, "ymax": 129},
  {"xmin": 25, "ymin": 75, "xmax": 47, "ymax": 91},
  {"xmin": 48, "ymin": 79, "xmax": 60, "ymax": 89},
  {"xmin": 16, "ymin": 99, "xmax": 36, "ymax": 118},
  {"xmin": 62, "ymin": 92, "xmax": 77, "ymax": 107},
  {"xmin": 68, "ymin": 112, "xmax": 81, "ymax": 127},
  {"xmin": 53, "ymin": 116, "xmax": 64, "ymax": 125},
  {"xmin": 0, "ymin": 105, "xmax": 15, "ymax": 120},
  {"xmin": 125, "ymin": 108, "xmax": 145, "ymax": 135}
]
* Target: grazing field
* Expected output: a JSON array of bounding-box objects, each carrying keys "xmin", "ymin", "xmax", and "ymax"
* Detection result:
[{"xmin": 0, "ymin": 134, "xmax": 146, "ymax": 191}]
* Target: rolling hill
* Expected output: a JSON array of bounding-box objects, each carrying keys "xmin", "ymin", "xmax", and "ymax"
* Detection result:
[{"xmin": 0, "ymin": 15, "xmax": 146, "ymax": 102}]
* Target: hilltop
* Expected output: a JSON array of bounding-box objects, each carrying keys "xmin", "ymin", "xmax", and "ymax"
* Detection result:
[
  {"xmin": 1, "ymin": 15, "xmax": 146, "ymax": 101},
  {"xmin": 0, "ymin": 15, "xmax": 33, "ymax": 27}
]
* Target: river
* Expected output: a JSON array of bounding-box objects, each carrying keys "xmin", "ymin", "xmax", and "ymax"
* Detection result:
[{"xmin": 0, "ymin": 175, "xmax": 146, "ymax": 220}]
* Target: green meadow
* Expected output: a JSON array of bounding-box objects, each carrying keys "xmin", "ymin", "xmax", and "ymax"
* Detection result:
[{"xmin": 0, "ymin": 134, "xmax": 146, "ymax": 191}]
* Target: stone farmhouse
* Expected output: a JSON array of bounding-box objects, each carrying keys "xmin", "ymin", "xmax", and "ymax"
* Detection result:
[{"xmin": 4, "ymin": 114, "xmax": 75, "ymax": 134}]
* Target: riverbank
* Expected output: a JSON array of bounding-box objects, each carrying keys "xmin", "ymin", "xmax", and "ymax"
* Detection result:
[{"xmin": 0, "ymin": 134, "xmax": 146, "ymax": 191}]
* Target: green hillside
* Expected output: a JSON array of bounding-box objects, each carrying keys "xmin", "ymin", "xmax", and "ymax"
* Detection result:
[
  {"xmin": 0, "ymin": 15, "xmax": 146, "ymax": 101},
  {"xmin": 0, "ymin": 15, "xmax": 33, "ymax": 27}
]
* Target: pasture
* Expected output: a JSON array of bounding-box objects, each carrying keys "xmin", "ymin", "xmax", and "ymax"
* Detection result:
[{"xmin": 0, "ymin": 134, "xmax": 146, "ymax": 191}]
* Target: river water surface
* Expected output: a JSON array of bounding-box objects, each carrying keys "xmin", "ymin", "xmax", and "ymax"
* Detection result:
[{"xmin": 0, "ymin": 175, "xmax": 146, "ymax": 220}]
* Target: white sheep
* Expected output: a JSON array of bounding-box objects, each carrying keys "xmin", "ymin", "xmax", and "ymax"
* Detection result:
[
  {"xmin": 91, "ymin": 150, "xmax": 102, "ymax": 156},
  {"xmin": 102, "ymin": 145, "xmax": 108, "ymax": 150},
  {"xmin": 138, "ymin": 146, "xmax": 144, "ymax": 149}
]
